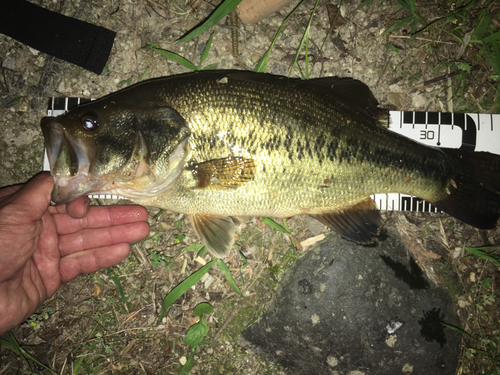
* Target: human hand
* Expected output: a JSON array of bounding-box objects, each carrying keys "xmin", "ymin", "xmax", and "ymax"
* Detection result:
[{"xmin": 0, "ymin": 173, "xmax": 150, "ymax": 335}]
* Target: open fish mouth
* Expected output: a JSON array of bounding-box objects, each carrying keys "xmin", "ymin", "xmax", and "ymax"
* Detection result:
[
  {"xmin": 41, "ymin": 113, "xmax": 191, "ymax": 205},
  {"xmin": 41, "ymin": 117, "xmax": 104, "ymax": 204}
]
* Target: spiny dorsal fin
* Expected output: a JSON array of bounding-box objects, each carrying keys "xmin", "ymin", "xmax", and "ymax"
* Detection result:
[
  {"xmin": 188, "ymin": 156, "xmax": 256, "ymax": 190},
  {"xmin": 189, "ymin": 214, "xmax": 236, "ymax": 258},
  {"xmin": 298, "ymin": 77, "xmax": 389, "ymax": 128},
  {"xmin": 310, "ymin": 197, "xmax": 382, "ymax": 244},
  {"xmin": 216, "ymin": 71, "xmax": 388, "ymax": 128}
]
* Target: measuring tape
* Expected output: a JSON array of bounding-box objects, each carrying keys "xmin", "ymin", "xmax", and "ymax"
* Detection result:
[{"xmin": 43, "ymin": 98, "xmax": 500, "ymax": 211}]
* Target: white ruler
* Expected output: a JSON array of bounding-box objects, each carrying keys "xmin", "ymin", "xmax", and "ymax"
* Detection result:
[
  {"xmin": 43, "ymin": 99, "xmax": 500, "ymax": 211},
  {"xmin": 371, "ymin": 111, "xmax": 500, "ymax": 212}
]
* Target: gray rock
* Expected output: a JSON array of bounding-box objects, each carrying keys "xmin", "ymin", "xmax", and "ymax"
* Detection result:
[
  {"xmin": 306, "ymin": 216, "xmax": 326, "ymax": 236},
  {"xmin": 2, "ymin": 55, "xmax": 16, "ymax": 70},
  {"xmin": 241, "ymin": 226, "xmax": 461, "ymax": 375}
]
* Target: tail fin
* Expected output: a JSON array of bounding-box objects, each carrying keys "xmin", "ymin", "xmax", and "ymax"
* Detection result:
[{"xmin": 433, "ymin": 149, "xmax": 500, "ymax": 229}]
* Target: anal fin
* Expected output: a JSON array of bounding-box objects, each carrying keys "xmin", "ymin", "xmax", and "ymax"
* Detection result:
[
  {"xmin": 311, "ymin": 197, "xmax": 382, "ymax": 244},
  {"xmin": 189, "ymin": 214, "xmax": 236, "ymax": 258}
]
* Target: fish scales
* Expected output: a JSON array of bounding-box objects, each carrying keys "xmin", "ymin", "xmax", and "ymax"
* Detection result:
[
  {"xmin": 41, "ymin": 70, "xmax": 500, "ymax": 257},
  {"xmin": 126, "ymin": 72, "xmax": 454, "ymax": 217}
]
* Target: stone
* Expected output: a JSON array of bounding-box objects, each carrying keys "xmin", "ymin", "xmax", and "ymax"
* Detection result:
[{"xmin": 241, "ymin": 226, "xmax": 461, "ymax": 374}]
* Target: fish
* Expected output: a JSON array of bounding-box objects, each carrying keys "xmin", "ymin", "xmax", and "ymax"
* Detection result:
[{"xmin": 41, "ymin": 70, "xmax": 500, "ymax": 257}]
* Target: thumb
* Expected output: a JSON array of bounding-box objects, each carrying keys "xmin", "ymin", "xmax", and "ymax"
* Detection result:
[{"xmin": 3, "ymin": 173, "xmax": 54, "ymax": 223}]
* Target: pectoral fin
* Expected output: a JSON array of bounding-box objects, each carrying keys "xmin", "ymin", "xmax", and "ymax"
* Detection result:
[
  {"xmin": 188, "ymin": 157, "xmax": 256, "ymax": 190},
  {"xmin": 311, "ymin": 197, "xmax": 382, "ymax": 244},
  {"xmin": 189, "ymin": 214, "xmax": 236, "ymax": 258}
]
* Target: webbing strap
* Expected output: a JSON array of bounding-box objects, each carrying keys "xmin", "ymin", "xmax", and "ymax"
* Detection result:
[{"xmin": 0, "ymin": 0, "xmax": 116, "ymax": 74}]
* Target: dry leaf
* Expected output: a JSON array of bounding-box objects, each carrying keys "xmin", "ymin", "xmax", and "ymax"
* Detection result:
[{"xmin": 92, "ymin": 283, "xmax": 102, "ymax": 297}]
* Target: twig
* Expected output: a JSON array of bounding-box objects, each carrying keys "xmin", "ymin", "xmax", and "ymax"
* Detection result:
[
  {"xmin": 213, "ymin": 305, "xmax": 240, "ymax": 341},
  {"xmin": 152, "ymin": 282, "xmax": 157, "ymax": 315},
  {"xmin": 388, "ymin": 35, "xmax": 455, "ymax": 44},
  {"xmin": 423, "ymin": 65, "xmax": 479, "ymax": 86}
]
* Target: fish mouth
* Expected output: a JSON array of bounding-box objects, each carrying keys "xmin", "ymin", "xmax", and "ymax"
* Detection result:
[{"xmin": 41, "ymin": 117, "xmax": 103, "ymax": 204}]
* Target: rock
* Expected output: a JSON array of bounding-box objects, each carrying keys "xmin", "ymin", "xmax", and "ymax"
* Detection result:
[
  {"xmin": 2, "ymin": 55, "xmax": 16, "ymax": 70},
  {"xmin": 306, "ymin": 216, "xmax": 326, "ymax": 236},
  {"xmin": 241, "ymin": 226, "xmax": 461, "ymax": 374}
]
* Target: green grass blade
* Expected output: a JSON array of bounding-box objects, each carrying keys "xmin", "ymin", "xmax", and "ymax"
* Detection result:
[
  {"xmin": 147, "ymin": 42, "xmax": 198, "ymax": 71},
  {"xmin": 464, "ymin": 247, "xmax": 500, "ymax": 267},
  {"xmin": 488, "ymin": 39, "xmax": 500, "ymax": 77},
  {"xmin": 287, "ymin": 0, "xmax": 318, "ymax": 77},
  {"xmin": 1, "ymin": 337, "xmax": 21, "ymax": 355},
  {"xmin": 483, "ymin": 31, "xmax": 500, "ymax": 43},
  {"xmin": 162, "ymin": 258, "xmax": 216, "ymax": 314},
  {"xmin": 1, "ymin": 333, "xmax": 58, "ymax": 374},
  {"xmin": 202, "ymin": 63, "xmax": 218, "ymax": 70},
  {"xmin": 199, "ymin": 340, "xmax": 223, "ymax": 346},
  {"xmin": 196, "ymin": 246, "xmax": 208, "ymax": 258},
  {"xmin": 441, "ymin": 322, "xmax": 472, "ymax": 337},
  {"xmin": 238, "ymin": 252, "xmax": 247, "ymax": 290},
  {"xmin": 140, "ymin": 67, "xmax": 149, "ymax": 81},
  {"xmin": 260, "ymin": 217, "xmax": 290, "ymax": 235},
  {"xmin": 179, "ymin": 243, "xmax": 205, "ymax": 252},
  {"xmin": 118, "ymin": 78, "xmax": 131, "ymax": 86},
  {"xmin": 353, "ymin": 0, "xmax": 375, "ymax": 13},
  {"xmin": 311, "ymin": 0, "xmax": 344, "ymax": 75},
  {"xmin": 254, "ymin": 50, "xmax": 271, "ymax": 73},
  {"xmin": 107, "ymin": 268, "xmax": 127, "ymax": 304},
  {"xmin": 382, "ymin": 16, "xmax": 415, "ymax": 35},
  {"xmin": 254, "ymin": 0, "xmax": 307, "ymax": 73},
  {"xmin": 178, "ymin": 0, "xmax": 243, "ymax": 44},
  {"xmin": 469, "ymin": 348, "xmax": 489, "ymax": 355},
  {"xmin": 282, "ymin": 218, "xmax": 290, "ymax": 233},
  {"xmin": 199, "ymin": 32, "xmax": 214, "ymax": 68},
  {"xmin": 171, "ymin": 2, "xmax": 187, "ymax": 15},
  {"xmin": 436, "ymin": 28, "xmax": 464, "ymax": 44},
  {"xmin": 396, "ymin": 0, "xmax": 413, "ymax": 12},
  {"xmin": 217, "ymin": 258, "xmax": 242, "ymax": 296},
  {"xmin": 471, "ymin": 12, "xmax": 492, "ymax": 38},
  {"xmin": 180, "ymin": 347, "xmax": 197, "ymax": 375}
]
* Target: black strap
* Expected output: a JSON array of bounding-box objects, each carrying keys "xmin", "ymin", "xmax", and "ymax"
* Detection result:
[{"xmin": 0, "ymin": 0, "xmax": 116, "ymax": 74}]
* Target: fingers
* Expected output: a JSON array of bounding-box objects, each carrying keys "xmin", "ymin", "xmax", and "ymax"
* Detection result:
[
  {"xmin": 0, "ymin": 184, "xmax": 22, "ymax": 200},
  {"xmin": 0, "ymin": 173, "xmax": 54, "ymax": 224},
  {"xmin": 59, "ymin": 243, "xmax": 131, "ymax": 283},
  {"xmin": 66, "ymin": 195, "xmax": 90, "ymax": 219},
  {"xmin": 53, "ymin": 205, "xmax": 149, "ymax": 235},
  {"xmin": 58, "ymin": 221, "xmax": 150, "ymax": 256}
]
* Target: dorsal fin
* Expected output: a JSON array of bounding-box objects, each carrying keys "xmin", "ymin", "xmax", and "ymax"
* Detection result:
[
  {"xmin": 215, "ymin": 71, "xmax": 388, "ymax": 127},
  {"xmin": 299, "ymin": 77, "xmax": 386, "ymax": 124}
]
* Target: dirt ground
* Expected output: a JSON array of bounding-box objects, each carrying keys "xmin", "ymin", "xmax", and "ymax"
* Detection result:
[{"xmin": 0, "ymin": 0, "xmax": 499, "ymax": 374}]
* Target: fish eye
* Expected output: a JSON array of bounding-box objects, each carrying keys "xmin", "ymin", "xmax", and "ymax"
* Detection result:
[{"xmin": 81, "ymin": 115, "xmax": 99, "ymax": 131}]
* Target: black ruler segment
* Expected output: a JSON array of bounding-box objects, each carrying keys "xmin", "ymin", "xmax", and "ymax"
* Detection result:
[{"xmin": 47, "ymin": 97, "xmax": 92, "ymax": 112}]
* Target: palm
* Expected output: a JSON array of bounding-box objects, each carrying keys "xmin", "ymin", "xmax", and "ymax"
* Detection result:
[{"xmin": 0, "ymin": 174, "xmax": 149, "ymax": 334}]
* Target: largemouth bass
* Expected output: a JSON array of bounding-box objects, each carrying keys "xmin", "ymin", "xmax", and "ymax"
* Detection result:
[{"xmin": 41, "ymin": 70, "xmax": 500, "ymax": 257}]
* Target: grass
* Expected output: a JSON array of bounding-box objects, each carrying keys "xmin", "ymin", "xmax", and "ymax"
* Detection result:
[
  {"xmin": 452, "ymin": 246, "xmax": 500, "ymax": 374},
  {"xmin": 0, "ymin": 210, "xmax": 297, "ymax": 374},
  {"xmin": 379, "ymin": 0, "xmax": 500, "ymax": 112}
]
